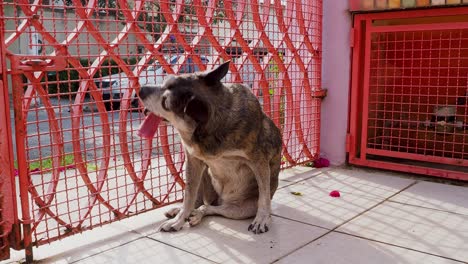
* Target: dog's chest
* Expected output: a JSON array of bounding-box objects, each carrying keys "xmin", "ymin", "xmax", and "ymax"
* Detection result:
[
  {"xmin": 204, "ymin": 153, "xmax": 256, "ymax": 200},
  {"xmin": 183, "ymin": 143, "xmax": 257, "ymax": 198},
  {"xmin": 207, "ymin": 159, "xmax": 241, "ymax": 181},
  {"xmin": 204, "ymin": 150, "xmax": 249, "ymax": 177}
]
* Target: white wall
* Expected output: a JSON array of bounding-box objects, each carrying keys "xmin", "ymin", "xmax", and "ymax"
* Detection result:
[{"xmin": 320, "ymin": 1, "xmax": 352, "ymax": 165}]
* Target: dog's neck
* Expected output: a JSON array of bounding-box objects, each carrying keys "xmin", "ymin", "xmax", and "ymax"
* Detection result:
[
  {"xmin": 190, "ymin": 89, "xmax": 234, "ymax": 156},
  {"xmin": 173, "ymin": 85, "xmax": 237, "ymax": 157}
]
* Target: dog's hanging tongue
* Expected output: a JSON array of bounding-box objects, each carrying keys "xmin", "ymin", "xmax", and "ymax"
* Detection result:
[{"xmin": 138, "ymin": 113, "xmax": 162, "ymax": 139}]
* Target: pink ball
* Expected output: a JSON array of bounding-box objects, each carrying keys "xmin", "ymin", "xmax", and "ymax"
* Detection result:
[{"xmin": 329, "ymin": 190, "xmax": 341, "ymax": 198}]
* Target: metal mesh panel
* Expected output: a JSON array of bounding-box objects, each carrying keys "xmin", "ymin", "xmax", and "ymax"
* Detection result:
[
  {"xmin": 367, "ymin": 29, "xmax": 468, "ymax": 165},
  {"xmin": 349, "ymin": 9, "xmax": 468, "ymax": 181},
  {"xmin": 2, "ymin": 0, "xmax": 322, "ymax": 246}
]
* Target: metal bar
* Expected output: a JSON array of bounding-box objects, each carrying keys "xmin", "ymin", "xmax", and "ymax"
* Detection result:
[
  {"xmin": 368, "ymin": 22, "xmax": 468, "ymax": 33},
  {"xmin": 350, "ymin": 158, "xmax": 468, "ymax": 181},
  {"xmin": 359, "ymin": 19, "xmax": 373, "ymax": 162},
  {"xmin": 348, "ymin": 15, "xmax": 365, "ymax": 160},
  {"xmin": 367, "ymin": 148, "xmax": 468, "ymax": 167},
  {"xmin": 0, "ymin": 6, "xmax": 20, "ymax": 259},
  {"xmin": 10, "ymin": 71, "xmax": 33, "ymax": 262},
  {"xmin": 351, "ymin": 5, "xmax": 468, "ymax": 19}
]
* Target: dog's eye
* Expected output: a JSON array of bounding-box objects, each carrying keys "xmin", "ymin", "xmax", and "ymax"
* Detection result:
[{"xmin": 161, "ymin": 96, "xmax": 169, "ymax": 111}]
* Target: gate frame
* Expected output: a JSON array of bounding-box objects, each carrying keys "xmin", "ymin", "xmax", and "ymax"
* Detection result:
[
  {"xmin": 0, "ymin": 8, "xmax": 22, "ymax": 261},
  {"xmin": 348, "ymin": 6, "xmax": 468, "ymax": 181}
]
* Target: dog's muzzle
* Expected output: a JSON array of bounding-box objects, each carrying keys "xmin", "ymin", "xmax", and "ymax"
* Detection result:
[{"xmin": 139, "ymin": 86, "xmax": 155, "ymax": 101}]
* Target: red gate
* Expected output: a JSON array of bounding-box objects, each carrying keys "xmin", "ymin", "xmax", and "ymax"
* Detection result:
[
  {"xmin": 1, "ymin": 0, "xmax": 322, "ymax": 261},
  {"xmin": 0, "ymin": 7, "xmax": 20, "ymax": 261},
  {"xmin": 348, "ymin": 7, "xmax": 468, "ymax": 181}
]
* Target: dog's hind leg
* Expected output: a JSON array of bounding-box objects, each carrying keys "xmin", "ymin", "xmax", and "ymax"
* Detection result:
[
  {"xmin": 164, "ymin": 169, "xmax": 218, "ymax": 219},
  {"xmin": 187, "ymin": 199, "xmax": 257, "ymax": 227},
  {"xmin": 164, "ymin": 207, "xmax": 179, "ymax": 219}
]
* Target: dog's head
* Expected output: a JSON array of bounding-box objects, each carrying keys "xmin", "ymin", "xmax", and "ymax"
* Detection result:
[{"xmin": 138, "ymin": 61, "xmax": 230, "ymax": 137}]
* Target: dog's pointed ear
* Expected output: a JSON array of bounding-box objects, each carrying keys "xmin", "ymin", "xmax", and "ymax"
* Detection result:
[
  {"xmin": 184, "ymin": 96, "xmax": 209, "ymax": 124},
  {"xmin": 202, "ymin": 61, "xmax": 230, "ymax": 86}
]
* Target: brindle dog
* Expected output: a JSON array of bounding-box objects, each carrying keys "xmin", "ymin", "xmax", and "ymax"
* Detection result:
[{"xmin": 138, "ymin": 61, "xmax": 282, "ymax": 234}]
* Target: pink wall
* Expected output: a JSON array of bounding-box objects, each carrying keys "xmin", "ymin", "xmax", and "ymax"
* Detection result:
[{"xmin": 320, "ymin": 1, "xmax": 351, "ymax": 165}]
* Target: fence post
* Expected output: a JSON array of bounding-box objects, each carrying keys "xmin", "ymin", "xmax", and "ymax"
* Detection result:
[
  {"xmin": 0, "ymin": 6, "xmax": 22, "ymax": 261},
  {"xmin": 8, "ymin": 61, "xmax": 34, "ymax": 262},
  {"xmin": 0, "ymin": 11, "xmax": 10, "ymax": 262}
]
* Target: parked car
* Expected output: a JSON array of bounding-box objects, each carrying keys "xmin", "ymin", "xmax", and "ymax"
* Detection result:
[{"xmin": 95, "ymin": 55, "xmax": 209, "ymax": 110}]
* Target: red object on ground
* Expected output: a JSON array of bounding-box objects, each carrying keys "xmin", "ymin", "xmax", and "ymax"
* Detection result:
[
  {"xmin": 329, "ymin": 190, "xmax": 341, "ymax": 198},
  {"xmin": 314, "ymin": 157, "xmax": 330, "ymax": 168}
]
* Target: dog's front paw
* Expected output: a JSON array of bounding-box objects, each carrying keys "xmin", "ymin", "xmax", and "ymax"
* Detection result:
[
  {"xmin": 158, "ymin": 218, "xmax": 185, "ymax": 232},
  {"xmin": 248, "ymin": 212, "xmax": 271, "ymax": 234}
]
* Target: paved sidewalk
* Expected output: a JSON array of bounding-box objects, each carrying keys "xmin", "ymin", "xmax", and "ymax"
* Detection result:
[{"xmin": 4, "ymin": 166, "xmax": 468, "ymax": 264}]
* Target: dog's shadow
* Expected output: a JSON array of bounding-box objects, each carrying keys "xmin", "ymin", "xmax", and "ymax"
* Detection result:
[{"xmin": 140, "ymin": 205, "xmax": 330, "ymax": 264}]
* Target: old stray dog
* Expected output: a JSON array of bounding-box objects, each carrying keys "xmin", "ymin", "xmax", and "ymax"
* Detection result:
[{"xmin": 138, "ymin": 61, "xmax": 282, "ymax": 234}]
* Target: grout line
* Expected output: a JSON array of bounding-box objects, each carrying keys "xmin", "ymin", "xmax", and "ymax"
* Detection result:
[
  {"xmin": 271, "ymin": 180, "xmax": 419, "ymax": 263},
  {"xmin": 69, "ymin": 237, "xmax": 144, "ymax": 264},
  {"xmin": 271, "ymin": 214, "xmax": 332, "ymax": 231},
  {"xmin": 278, "ymin": 172, "xmax": 323, "ymax": 190},
  {"xmin": 145, "ymin": 235, "xmax": 219, "ymax": 264},
  {"xmin": 332, "ymin": 230, "xmax": 468, "ymax": 264},
  {"xmin": 386, "ymin": 200, "xmax": 468, "ymax": 217}
]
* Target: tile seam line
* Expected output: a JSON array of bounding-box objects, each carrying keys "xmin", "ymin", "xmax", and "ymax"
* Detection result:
[
  {"xmin": 69, "ymin": 236, "xmax": 143, "ymax": 264},
  {"xmin": 270, "ymin": 180, "xmax": 419, "ymax": 263},
  {"xmin": 332, "ymin": 230, "xmax": 468, "ymax": 264},
  {"xmin": 386, "ymin": 200, "xmax": 468, "ymax": 217},
  {"xmin": 271, "ymin": 214, "xmax": 332, "ymax": 231},
  {"xmin": 146, "ymin": 234, "xmax": 219, "ymax": 264},
  {"xmin": 278, "ymin": 173, "xmax": 323, "ymax": 190},
  {"xmin": 272, "ymin": 200, "xmax": 468, "ymax": 232}
]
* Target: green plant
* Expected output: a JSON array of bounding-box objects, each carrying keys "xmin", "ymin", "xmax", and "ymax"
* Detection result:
[
  {"xmin": 267, "ymin": 54, "xmax": 286, "ymax": 126},
  {"xmin": 16, "ymin": 154, "xmax": 98, "ymax": 172}
]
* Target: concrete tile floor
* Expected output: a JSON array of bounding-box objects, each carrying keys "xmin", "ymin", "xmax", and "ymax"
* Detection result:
[{"xmin": 3, "ymin": 166, "xmax": 468, "ymax": 264}]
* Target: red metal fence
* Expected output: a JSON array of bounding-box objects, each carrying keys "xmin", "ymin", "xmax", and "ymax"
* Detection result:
[
  {"xmin": 349, "ymin": 7, "xmax": 468, "ymax": 181},
  {"xmin": 0, "ymin": 10, "xmax": 18, "ymax": 260},
  {"xmin": 0, "ymin": 0, "xmax": 322, "ymax": 261}
]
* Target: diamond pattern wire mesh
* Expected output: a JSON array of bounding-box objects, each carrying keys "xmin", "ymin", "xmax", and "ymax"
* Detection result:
[{"xmin": 1, "ymin": 0, "xmax": 322, "ymax": 245}]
